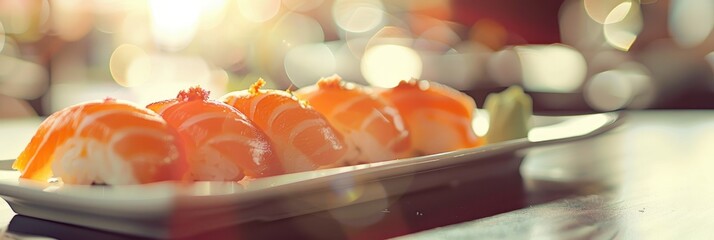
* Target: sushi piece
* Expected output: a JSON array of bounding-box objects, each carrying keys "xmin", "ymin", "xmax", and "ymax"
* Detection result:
[
  {"xmin": 147, "ymin": 87, "xmax": 283, "ymax": 180},
  {"xmin": 377, "ymin": 79, "xmax": 483, "ymax": 155},
  {"xmin": 295, "ymin": 75, "xmax": 411, "ymax": 164},
  {"xmin": 13, "ymin": 98, "xmax": 188, "ymax": 185},
  {"xmin": 220, "ymin": 79, "xmax": 350, "ymax": 172}
]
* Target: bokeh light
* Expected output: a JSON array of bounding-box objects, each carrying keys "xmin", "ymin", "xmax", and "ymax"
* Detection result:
[
  {"xmin": 669, "ymin": 0, "xmax": 714, "ymax": 48},
  {"xmin": 516, "ymin": 44, "xmax": 587, "ymax": 93},
  {"xmin": 432, "ymin": 51, "xmax": 478, "ymax": 90},
  {"xmin": 252, "ymin": 12, "xmax": 325, "ymax": 86},
  {"xmin": 603, "ymin": 1, "xmax": 632, "ymax": 24},
  {"xmin": 283, "ymin": 0, "xmax": 324, "ymax": 12},
  {"xmin": 125, "ymin": 54, "xmax": 152, "ymax": 88},
  {"xmin": 149, "ymin": 0, "xmax": 202, "ymax": 51},
  {"xmin": 333, "ymin": 0, "xmax": 385, "ymax": 33},
  {"xmin": 0, "ymin": 55, "xmax": 48, "ymax": 100},
  {"xmin": 284, "ymin": 43, "xmax": 336, "ymax": 87},
  {"xmin": 559, "ymin": 0, "xmax": 603, "ymax": 50},
  {"xmin": 198, "ymin": 0, "xmax": 229, "ymax": 30},
  {"xmin": 237, "ymin": 0, "xmax": 281, "ymax": 23},
  {"xmin": 583, "ymin": 0, "xmax": 630, "ymax": 24},
  {"xmin": 0, "ymin": 0, "xmax": 710, "ymax": 117},
  {"xmin": 359, "ymin": 26, "xmax": 413, "ymax": 59},
  {"xmin": 470, "ymin": 19, "xmax": 508, "ymax": 50},
  {"xmin": 585, "ymin": 63, "xmax": 654, "ymax": 111},
  {"xmin": 50, "ymin": 0, "xmax": 94, "ymax": 41},
  {"xmin": 130, "ymin": 55, "xmax": 215, "ymax": 105},
  {"xmin": 93, "ymin": 0, "xmax": 130, "ymax": 34},
  {"xmin": 143, "ymin": 56, "xmax": 212, "ymax": 87},
  {"xmin": 361, "ymin": 44, "xmax": 422, "ymax": 88},
  {"xmin": 487, "ymin": 48, "xmax": 522, "ymax": 87},
  {"xmin": 419, "ymin": 24, "xmax": 461, "ymax": 49},
  {"xmin": 0, "ymin": 36, "xmax": 18, "ymax": 60},
  {"xmin": 0, "ymin": 21, "xmax": 5, "ymax": 53},
  {"xmin": 110, "ymin": 44, "xmax": 149, "ymax": 87},
  {"xmin": 331, "ymin": 41, "xmax": 367, "ymax": 84},
  {"xmin": 585, "ymin": 70, "xmax": 634, "ymax": 111},
  {"xmin": 325, "ymin": 176, "xmax": 389, "ymax": 228},
  {"xmin": 619, "ymin": 62, "xmax": 655, "ymax": 109},
  {"xmin": 270, "ymin": 13, "xmax": 325, "ymax": 50},
  {"xmin": 0, "ymin": 0, "xmax": 33, "ymax": 35},
  {"xmin": 603, "ymin": 1, "xmax": 642, "ymax": 51},
  {"xmin": 118, "ymin": 11, "xmax": 152, "ymax": 47},
  {"xmin": 0, "ymin": 94, "xmax": 36, "ymax": 118}
]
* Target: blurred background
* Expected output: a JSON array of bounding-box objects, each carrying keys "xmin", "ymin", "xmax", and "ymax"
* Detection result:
[{"xmin": 1, "ymin": 0, "xmax": 713, "ymax": 118}]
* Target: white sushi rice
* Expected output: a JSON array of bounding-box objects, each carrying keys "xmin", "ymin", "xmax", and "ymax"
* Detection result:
[
  {"xmin": 189, "ymin": 145, "xmax": 242, "ymax": 181},
  {"xmin": 51, "ymin": 127, "xmax": 181, "ymax": 185},
  {"xmin": 52, "ymin": 137, "xmax": 139, "ymax": 185}
]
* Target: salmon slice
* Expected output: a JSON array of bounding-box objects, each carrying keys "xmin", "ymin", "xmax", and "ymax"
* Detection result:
[
  {"xmin": 13, "ymin": 98, "xmax": 188, "ymax": 185},
  {"xmin": 147, "ymin": 87, "xmax": 283, "ymax": 180},
  {"xmin": 377, "ymin": 79, "xmax": 483, "ymax": 155},
  {"xmin": 221, "ymin": 79, "xmax": 349, "ymax": 173},
  {"xmin": 295, "ymin": 75, "xmax": 411, "ymax": 165}
]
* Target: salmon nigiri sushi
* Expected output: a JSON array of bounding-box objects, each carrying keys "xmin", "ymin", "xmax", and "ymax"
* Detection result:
[
  {"xmin": 295, "ymin": 75, "xmax": 411, "ymax": 164},
  {"xmin": 13, "ymin": 98, "xmax": 188, "ymax": 185},
  {"xmin": 221, "ymin": 79, "xmax": 350, "ymax": 173},
  {"xmin": 378, "ymin": 79, "xmax": 483, "ymax": 156},
  {"xmin": 148, "ymin": 87, "xmax": 283, "ymax": 180}
]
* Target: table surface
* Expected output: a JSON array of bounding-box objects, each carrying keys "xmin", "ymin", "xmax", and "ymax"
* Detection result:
[{"xmin": 0, "ymin": 111, "xmax": 712, "ymax": 239}]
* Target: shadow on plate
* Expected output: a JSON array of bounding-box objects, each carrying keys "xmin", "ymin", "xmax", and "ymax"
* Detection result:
[{"xmin": 4, "ymin": 152, "xmax": 541, "ymax": 240}]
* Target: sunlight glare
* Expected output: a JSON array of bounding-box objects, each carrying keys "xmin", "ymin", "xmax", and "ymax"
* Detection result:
[
  {"xmin": 149, "ymin": 0, "xmax": 202, "ymax": 51},
  {"xmin": 361, "ymin": 45, "xmax": 422, "ymax": 88}
]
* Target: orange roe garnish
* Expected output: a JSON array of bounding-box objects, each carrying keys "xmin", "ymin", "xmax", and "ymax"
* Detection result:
[
  {"xmin": 177, "ymin": 86, "xmax": 210, "ymax": 102},
  {"xmin": 316, "ymin": 75, "xmax": 343, "ymax": 89},
  {"xmin": 249, "ymin": 79, "xmax": 266, "ymax": 95},
  {"xmin": 392, "ymin": 79, "xmax": 431, "ymax": 91}
]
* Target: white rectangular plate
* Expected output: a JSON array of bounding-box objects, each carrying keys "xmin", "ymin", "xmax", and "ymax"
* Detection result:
[{"xmin": 0, "ymin": 112, "xmax": 623, "ymax": 239}]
